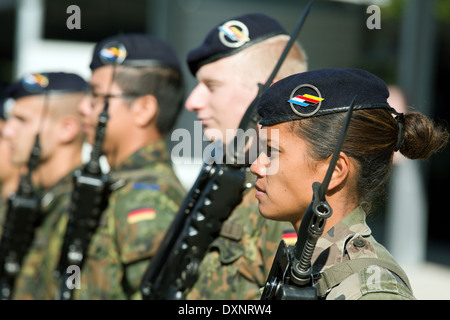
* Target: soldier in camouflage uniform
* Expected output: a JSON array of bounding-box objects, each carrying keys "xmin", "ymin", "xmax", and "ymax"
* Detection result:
[
  {"xmin": 251, "ymin": 68, "xmax": 449, "ymax": 299},
  {"xmin": 1, "ymin": 72, "xmax": 87, "ymax": 299},
  {"xmin": 75, "ymin": 33, "xmax": 186, "ymax": 299},
  {"xmin": 13, "ymin": 170, "xmax": 77, "ymax": 299},
  {"xmin": 0, "ymin": 100, "xmax": 21, "ymax": 231},
  {"xmin": 183, "ymin": 14, "xmax": 308, "ymax": 299},
  {"xmin": 311, "ymin": 206, "xmax": 416, "ymax": 300}
]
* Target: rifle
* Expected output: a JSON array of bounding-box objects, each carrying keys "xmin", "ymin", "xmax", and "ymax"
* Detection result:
[
  {"xmin": 0, "ymin": 133, "xmax": 42, "ymax": 300},
  {"xmin": 260, "ymin": 96, "xmax": 356, "ymax": 300},
  {"xmin": 53, "ymin": 104, "xmax": 112, "ymax": 300},
  {"xmin": 54, "ymin": 41, "xmax": 126, "ymax": 300},
  {"xmin": 140, "ymin": 0, "xmax": 314, "ymax": 300}
]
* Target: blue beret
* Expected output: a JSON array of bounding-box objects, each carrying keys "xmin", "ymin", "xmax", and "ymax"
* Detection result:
[
  {"xmin": 258, "ymin": 68, "xmax": 393, "ymax": 126},
  {"xmin": 5, "ymin": 72, "xmax": 87, "ymax": 100},
  {"xmin": 187, "ymin": 13, "xmax": 288, "ymax": 75},
  {"xmin": 1, "ymin": 72, "xmax": 86, "ymax": 120},
  {"xmin": 89, "ymin": 33, "xmax": 181, "ymax": 71}
]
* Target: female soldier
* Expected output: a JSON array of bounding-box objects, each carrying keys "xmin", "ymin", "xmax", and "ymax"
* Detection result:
[{"xmin": 250, "ymin": 68, "xmax": 449, "ymax": 300}]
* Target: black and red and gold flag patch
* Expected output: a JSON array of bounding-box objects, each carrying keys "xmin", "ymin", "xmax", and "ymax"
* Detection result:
[
  {"xmin": 282, "ymin": 230, "xmax": 297, "ymax": 247},
  {"xmin": 127, "ymin": 208, "xmax": 156, "ymax": 224}
]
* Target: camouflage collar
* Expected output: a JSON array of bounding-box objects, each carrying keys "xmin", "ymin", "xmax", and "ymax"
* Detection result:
[
  {"xmin": 111, "ymin": 139, "xmax": 170, "ymax": 172},
  {"xmin": 312, "ymin": 206, "xmax": 372, "ymax": 268},
  {"xmin": 40, "ymin": 167, "xmax": 80, "ymax": 212},
  {"xmin": 328, "ymin": 206, "xmax": 372, "ymax": 239}
]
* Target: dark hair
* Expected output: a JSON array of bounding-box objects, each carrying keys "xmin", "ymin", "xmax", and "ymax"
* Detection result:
[
  {"xmin": 289, "ymin": 109, "xmax": 449, "ymax": 213},
  {"xmin": 114, "ymin": 65, "xmax": 185, "ymax": 135}
]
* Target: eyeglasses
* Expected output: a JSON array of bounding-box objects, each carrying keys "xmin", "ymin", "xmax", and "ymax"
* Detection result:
[{"xmin": 86, "ymin": 88, "xmax": 140, "ymax": 105}]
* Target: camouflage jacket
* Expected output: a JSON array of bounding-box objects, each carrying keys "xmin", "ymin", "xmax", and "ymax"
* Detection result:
[
  {"xmin": 311, "ymin": 206, "xmax": 416, "ymax": 300},
  {"xmin": 12, "ymin": 170, "xmax": 75, "ymax": 299},
  {"xmin": 0, "ymin": 192, "xmax": 6, "ymax": 238},
  {"xmin": 75, "ymin": 140, "xmax": 186, "ymax": 300},
  {"xmin": 185, "ymin": 172, "xmax": 292, "ymax": 300}
]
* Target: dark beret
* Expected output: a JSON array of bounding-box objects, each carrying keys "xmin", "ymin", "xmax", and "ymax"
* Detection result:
[
  {"xmin": 258, "ymin": 68, "xmax": 393, "ymax": 126},
  {"xmin": 5, "ymin": 72, "xmax": 87, "ymax": 100},
  {"xmin": 187, "ymin": 13, "xmax": 288, "ymax": 75},
  {"xmin": 90, "ymin": 33, "xmax": 181, "ymax": 71},
  {"xmin": 1, "ymin": 72, "xmax": 86, "ymax": 119}
]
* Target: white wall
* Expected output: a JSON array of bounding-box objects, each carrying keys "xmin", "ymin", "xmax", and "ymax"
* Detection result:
[{"xmin": 14, "ymin": 39, "xmax": 94, "ymax": 81}]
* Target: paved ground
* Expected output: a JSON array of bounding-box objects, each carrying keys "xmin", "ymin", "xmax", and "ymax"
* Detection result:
[{"xmin": 404, "ymin": 262, "xmax": 450, "ymax": 300}]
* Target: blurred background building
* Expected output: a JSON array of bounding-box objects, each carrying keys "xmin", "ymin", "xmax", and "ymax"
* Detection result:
[{"xmin": 0, "ymin": 0, "xmax": 449, "ymax": 299}]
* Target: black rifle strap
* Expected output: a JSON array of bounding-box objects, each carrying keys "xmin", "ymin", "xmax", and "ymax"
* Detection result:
[{"xmin": 315, "ymin": 257, "xmax": 412, "ymax": 297}]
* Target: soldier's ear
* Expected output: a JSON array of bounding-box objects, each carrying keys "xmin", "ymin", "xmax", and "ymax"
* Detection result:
[
  {"xmin": 131, "ymin": 94, "xmax": 158, "ymax": 127},
  {"xmin": 326, "ymin": 152, "xmax": 351, "ymax": 192},
  {"xmin": 58, "ymin": 115, "xmax": 81, "ymax": 144}
]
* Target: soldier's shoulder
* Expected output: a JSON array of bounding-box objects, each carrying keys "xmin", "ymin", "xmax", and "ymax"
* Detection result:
[
  {"xmin": 323, "ymin": 233, "xmax": 415, "ymax": 300},
  {"xmin": 326, "ymin": 265, "xmax": 416, "ymax": 300}
]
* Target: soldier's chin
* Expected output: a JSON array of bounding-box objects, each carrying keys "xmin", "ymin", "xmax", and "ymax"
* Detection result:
[
  {"xmin": 85, "ymin": 134, "xmax": 95, "ymax": 147},
  {"xmin": 257, "ymin": 204, "xmax": 272, "ymax": 220},
  {"xmin": 258, "ymin": 204, "xmax": 291, "ymax": 224},
  {"xmin": 203, "ymin": 128, "xmax": 224, "ymax": 144}
]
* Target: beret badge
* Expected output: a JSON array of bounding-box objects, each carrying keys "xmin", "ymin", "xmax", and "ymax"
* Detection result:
[
  {"xmin": 22, "ymin": 73, "xmax": 49, "ymax": 93},
  {"xmin": 99, "ymin": 41, "xmax": 127, "ymax": 65},
  {"xmin": 218, "ymin": 20, "xmax": 250, "ymax": 48},
  {"xmin": 288, "ymin": 84, "xmax": 324, "ymax": 117}
]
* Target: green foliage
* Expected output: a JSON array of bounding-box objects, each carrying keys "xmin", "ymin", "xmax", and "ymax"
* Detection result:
[{"xmin": 381, "ymin": 0, "xmax": 450, "ymax": 23}]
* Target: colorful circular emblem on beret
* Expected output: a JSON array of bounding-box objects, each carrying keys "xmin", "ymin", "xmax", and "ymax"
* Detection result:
[
  {"xmin": 99, "ymin": 41, "xmax": 127, "ymax": 65},
  {"xmin": 288, "ymin": 84, "xmax": 324, "ymax": 117},
  {"xmin": 23, "ymin": 73, "xmax": 49, "ymax": 88},
  {"xmin": 22, "ymin": 73, "xmax": 49, "ymax": 93},
  {"xmin": 218, "ymin": 20, "xmax": 250, "ymax": 48}
]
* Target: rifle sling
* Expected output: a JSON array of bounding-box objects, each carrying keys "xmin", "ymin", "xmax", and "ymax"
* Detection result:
[{"xmin": 315, "ymin": 257, "xmax": 412, "ymax": 297}]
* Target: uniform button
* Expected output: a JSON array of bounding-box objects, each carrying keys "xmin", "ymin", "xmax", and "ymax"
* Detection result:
[{"xmin": 353, "ymin": 238, "xmax": 365, "ymax": 248}]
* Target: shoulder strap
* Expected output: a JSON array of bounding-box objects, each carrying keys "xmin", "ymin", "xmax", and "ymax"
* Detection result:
[{"xmin": 315, "ymin": 258, "xmax": 412, "ymax": 297}]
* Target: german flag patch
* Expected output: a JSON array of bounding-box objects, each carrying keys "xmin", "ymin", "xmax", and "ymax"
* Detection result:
[
  {"xmin": 127, "ymin": 208, "xmax": 156, "ymax": 224},
  {"xmin": 282, "ymin": 229, "xmax": 297, "ymax": 247}
]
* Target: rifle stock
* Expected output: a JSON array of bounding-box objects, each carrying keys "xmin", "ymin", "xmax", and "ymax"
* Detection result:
[
  {"xmin": 53, "ymin": 162, "xmax": 111, "ymax": 300},
  {"xmin": 54, "ymin": 103, "xmax": 112, "ymax": 300},
  {"xmin": 140, "ymin": 162, "xmax": 248, "ymax": 299},
  {"xmin": 54, "ymin": 41, "xmax": 126, "ymax": 300}
]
